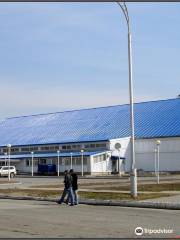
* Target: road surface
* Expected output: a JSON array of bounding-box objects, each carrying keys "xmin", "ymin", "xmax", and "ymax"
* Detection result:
[{"xmin": 0, "ymin": 199, "xmax": 179, "ymax": 238}]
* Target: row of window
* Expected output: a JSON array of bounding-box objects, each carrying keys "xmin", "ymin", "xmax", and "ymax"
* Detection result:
[
  {"xmin": 26, "ymin": 157, "xmax": 88, "ymax": 166},
  {"xmin": 94, "ymin": 154, "xmax": 106, "ymax": 164},
  {"xmin": 84, "ymin": 143, "xmax": 107, "ymax": 149},
  {"xmin": 1, "ymin": 142, "xmax": 107, "ymax": 154}
]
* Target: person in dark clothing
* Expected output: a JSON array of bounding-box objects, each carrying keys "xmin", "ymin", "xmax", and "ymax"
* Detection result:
[
  {"xmin": 57, "ymin": 170, "xmax": 74, "ymax": 206},
  {"xmin": 69, "ymin": 169, "xmax": 78, "ymax": 205}
]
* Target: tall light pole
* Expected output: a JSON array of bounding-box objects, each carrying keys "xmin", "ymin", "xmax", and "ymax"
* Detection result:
[
  {"xmin": 81, "ymin": 149, "xmax": 84, "ymax": 177},
  {"xmin": 57, "ymin": 150, "xmax": 60, "ymax": 177},
  {"xmin": 31, "ymin": 151, "xmax": 34, "ymax": 177},
  {"xmin": 7, "ymin": 144, "xmax": 11, "ymax": 181},
  {"xmin": 154, "ymin": 148, "xmax": 157, "ymax": 177},
  {"xmin": 117, "ymin": 2, "xmax": 137, "ymax": 197},
  {"xmin": 4, "ymin": 152, "xmax": 7, "ymax": 166},
  {"xmin": 70, "ymin": 152, "xmax": 73, "ymax": 169},
  {"xmin": 156, "ymin": 140, "xmax": 161, "ymax": 184}
]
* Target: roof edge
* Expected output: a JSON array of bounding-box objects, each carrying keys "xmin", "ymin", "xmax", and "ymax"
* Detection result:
[{"xmin": 5, "ymin": 97, "xmax": 180, "ymax": 120}]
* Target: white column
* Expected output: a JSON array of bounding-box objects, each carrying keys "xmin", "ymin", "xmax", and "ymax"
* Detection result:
[
  {"xmin": 57, "ymin": 150, "xmax": 60, "ymax": 177},
  {"xmin": 154, "ymin": 148, "xmax": 157, "ymax": 177},
  {"xmin": 156, "ymin": 140, "xmax": 161, "ymax": 184},
  {"xmin": 7, "ymin": 144, "xmax": 11, "ymax": 181},
  {"xmin": 81, "ymin": 149, "xmax": 84, "ymax": 176},
  {"xmin": 70, "ymin": 152, "xmax": 73, "ymax": 169},
  {"xmin": 4, "ymin": 152, "xmax": 7, "ymax": 166},
  {"xmin": 31, "ymin": 152, "xmax": 34, "ymax": 177}
]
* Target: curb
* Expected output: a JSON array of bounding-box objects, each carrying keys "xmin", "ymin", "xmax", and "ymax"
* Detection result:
[{"xmin": 0, "ymin": 195, "xmax": 180, "ymax": 210}]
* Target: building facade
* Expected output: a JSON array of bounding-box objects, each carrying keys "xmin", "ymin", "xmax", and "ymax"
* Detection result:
[{"xmin": 0, "ymin": 98, "xmax": 180, "ymax": 175}]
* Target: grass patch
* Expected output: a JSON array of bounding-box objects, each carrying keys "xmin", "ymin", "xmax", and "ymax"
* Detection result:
[
  {"xmin": 0, "ymin": 188, "xmax": 59, "ymax": 198},
  {"xmin": 0, "ymin": 188, "xmax": 172, "ymax": 201},
  {"xmin": 30, "ymin": 182, "xmax": 180, "ymax": 192},
  {"xmin": 137, "ymin": 182, "xmax": 180, "ymax": 192},
  {"xmin": 79, "ymin": 191, "xmax": 172, "ymax": 201},
  {"xmin": 95, "ymin": 182, "xmax": 180, "ymax": 192}
]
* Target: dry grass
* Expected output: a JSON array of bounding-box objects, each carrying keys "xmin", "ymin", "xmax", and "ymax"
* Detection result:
[
  {"xmin": 94, "ymin": 182, "xmax": 180, "ymax": 192},
  {"xmin": 0, "ymin": 188, "xmax": 172, "ymax": 201},
  {"xmin": 30, "ymin": 182, "xmax": 180, "ymax": 192}
]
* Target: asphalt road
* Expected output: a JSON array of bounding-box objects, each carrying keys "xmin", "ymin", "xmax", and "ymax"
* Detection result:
[{"xmin": 0, "ymin": 199, "xmax": 179, "ymax": 238}]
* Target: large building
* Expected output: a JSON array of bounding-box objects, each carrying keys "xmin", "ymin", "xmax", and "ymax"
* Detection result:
[{"xmin": 0, "ymin": 98, "xmax": 180, "ymax": 175}]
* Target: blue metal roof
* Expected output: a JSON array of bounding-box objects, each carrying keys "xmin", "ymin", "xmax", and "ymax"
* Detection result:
[
  {"xmin": 0, "ymin": 151, "xmax": 106, "ymax": 159},
  {"xmin": 0, "ymin": 98, "xmax": 179, "ymax": 146}
]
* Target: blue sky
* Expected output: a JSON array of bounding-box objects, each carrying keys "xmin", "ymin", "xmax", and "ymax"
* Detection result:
[{"xmin": 0, "ymin": 3, "xmax": 179, "ymax": 119}]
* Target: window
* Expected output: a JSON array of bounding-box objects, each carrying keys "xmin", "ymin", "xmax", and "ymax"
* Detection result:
[
  {"xmin": 11, "ymin": 148, "xmax": 19, "ymax": 152},
  {"xmin": 21, "ymin": 147, "xmax": 30, "ymax": 152},
  {"xmin": 94, "ymin": 155, "xmax": 106, "ymax": 164},
  {"xmin": 2, "ymin": 167, "xmax": 9, "ymax": 170},
  {"xmin": 30, "ymin": 147, "xmax": 38, "ymax": 151},
  {"xmin": 85, "ymin": 142, "xmax": 107, "ymax": 150},
  {"xmin": 95, "ymin": 143, "xmax": 107, "ymax": 148},
  {"xmin": 90, "ymin": 144, "xmax": 95, "ymax": 148},
  {"xmin": 51, "ymin": 159, "xmax": 57, "ymax": 164},
  {"xmin": 41, "ymin": 146, "xmax": 50, "ymax": 151},
  {"xmin": 72, "ymin": 145, "xmax": 81, "ymax": 149},
  {"xmin": 83, "ymin": 157, "xmax": 87, "ymax": 165},
  {"xmin": 39, "ymin": 159, "xmax": 46, "ymax": 164},
  {"xmin": 26, "ymin": 160, "xmax": 31, "ymax": 166},
  {"xmin": 75, "ymin": 157, "xmax": 81, "ymax": 165},
  {"xmin": 66, "ymin": 157, "xmax": 70, "ymax": 165}
]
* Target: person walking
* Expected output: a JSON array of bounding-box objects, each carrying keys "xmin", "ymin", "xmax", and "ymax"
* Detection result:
[
  {"xmin": 69, "ymin": 169, "xmax": 78, "ymax": 205},
  {"xmin": 57, "ymin": 170, "xmax": 74, "ymax": 206}
]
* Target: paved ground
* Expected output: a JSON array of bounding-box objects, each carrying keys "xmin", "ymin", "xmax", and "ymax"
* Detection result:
[
  {"xmin": 144, "ymin": 194, "xmax": 180, "ymax": 203},
  {"xmin": 0, "ymin": 199, "xmax": 179, "ymax": 238}
]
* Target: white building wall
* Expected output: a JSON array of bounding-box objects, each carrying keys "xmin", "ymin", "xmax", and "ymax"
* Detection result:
[
  {"xmin": 91, "ymin": 152, "xmax": 111, "ymax": 175},
  {"xmin": 110, "ymin": 137, "xmax": 131, "ymax": 172},
  {"xmin": 135, "ymin": 137, "xmax": 180, "ymax": 171}
]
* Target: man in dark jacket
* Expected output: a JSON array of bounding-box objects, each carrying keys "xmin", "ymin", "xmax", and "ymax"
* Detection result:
[
  {"xmin": 69, "ymin": 169, "xmax": 78, "ymax": 205},
  {"xmin": 57, "ymin": 170, "xmax": 74, "ymax": 206}
]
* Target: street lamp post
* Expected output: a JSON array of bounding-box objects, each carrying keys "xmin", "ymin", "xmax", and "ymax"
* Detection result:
[
  {"xmin": 81, "ymin": 149, "xmax": 84, "ymax": 177},
  {"xmin": 70, "ymin": 152, "xmax": 73, "ymax": 169},
  {"xmin": 156, "ymin": 140, "xmax": 161, "ymax": 184},
  {"xmin": 117, "ymin": 2, "xmax": 137, "ymax": 197},
  {"xmin": 57, "ymin": 150, "xmax": 60, "ymax": 177},
  {"xmin": 31, "ymin": 152, "xmax": 34, "ymax": 177},
  {"xmin": 118, "ymin": 149, "xmax": 122, "ymax": 177},
  {"xmin": 4, "ymin": 152, "xmax": 7, "ymax": 166},
  {"xmin": 7, "ymin": 144, "xmax": 11, "ymax": 181},
  {"xmin": 154, "ymin": 148, "xmax": 157, "ymax": 178}
]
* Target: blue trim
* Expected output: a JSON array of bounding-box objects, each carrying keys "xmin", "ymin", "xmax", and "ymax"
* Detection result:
[{"xmin": 0, "ymin": 151, "xmax": 107, "ymax": 159}]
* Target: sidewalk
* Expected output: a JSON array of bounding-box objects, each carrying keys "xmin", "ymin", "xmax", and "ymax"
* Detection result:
[{"xmin": 0, "ymin": 194, "xmax": 180, "ymax": 210}]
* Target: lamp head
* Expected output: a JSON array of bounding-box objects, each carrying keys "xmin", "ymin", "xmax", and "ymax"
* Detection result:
[
  {"xmin": 81, "ymin": 149, "xmax": 84, "ymax": 153},
  {"xmin": 156, "ymin": 140, "xmax": 161, "ymax": 145},
  {"xmin": 31, "ymin": 151, "xmax": 34, "ymax": 155},
  {"xmin": 7, "ymin": 144, "xmax": 11, "ymax": 148},
  {"xmin": 57, "ymin": 150, "xmax": 60, "ymax": 154}
]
